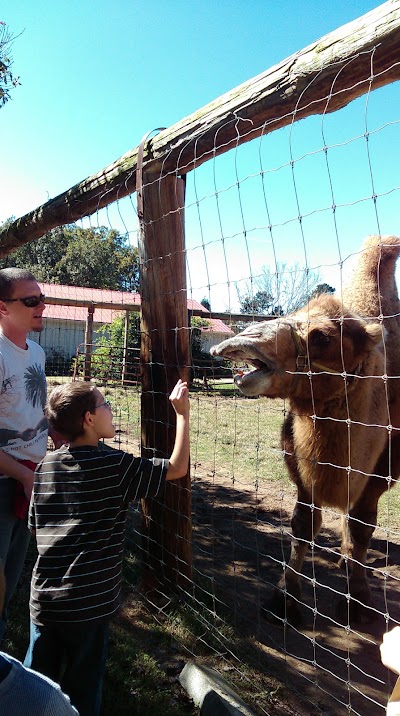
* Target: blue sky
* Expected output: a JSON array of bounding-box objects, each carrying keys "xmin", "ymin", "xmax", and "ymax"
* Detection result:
[{"xmin": 1, "ymin": 1, "xmax": 399, "ymax": 310}]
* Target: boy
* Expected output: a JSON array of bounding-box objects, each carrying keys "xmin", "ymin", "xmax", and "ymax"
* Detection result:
[{"xmin": 24, "ymin": 378, "xmax": 190, "ymax": 716}]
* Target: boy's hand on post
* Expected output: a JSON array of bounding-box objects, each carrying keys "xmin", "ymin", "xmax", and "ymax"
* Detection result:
[
  {"xmin": 169, "ymin": 379, "xmax": 189, "ymax": 417},
  {"xmin": 166, "ymin": 379, "xmax": 190, "ymax": 481}
]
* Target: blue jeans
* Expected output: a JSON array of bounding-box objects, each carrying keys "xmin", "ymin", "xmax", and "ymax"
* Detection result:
[
  {"xmin": 0, "ymin": 478, "xmax": 31, "ymax": 643},
  {"xmin": 24, "ymin": 620, "xmax": 109, "ymax": 716}
]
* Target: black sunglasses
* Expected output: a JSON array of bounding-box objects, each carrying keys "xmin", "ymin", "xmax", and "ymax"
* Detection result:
[{"xmin": 0, "ymin": 293, "xmax": 46, "ymax": 308}]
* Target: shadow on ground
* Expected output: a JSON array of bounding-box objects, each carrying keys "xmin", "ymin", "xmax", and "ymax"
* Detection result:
[{"xmin": 127, "ymin": 469, "xmax": 400, "ymax": 716}]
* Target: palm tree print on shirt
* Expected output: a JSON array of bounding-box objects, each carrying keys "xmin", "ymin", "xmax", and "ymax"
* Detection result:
[{"xmin": 24, "ymin": 364, "xmax": 46, "ymax": 409}]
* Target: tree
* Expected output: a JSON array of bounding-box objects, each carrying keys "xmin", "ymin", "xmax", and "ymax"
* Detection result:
[
  {"xmin": 0, "ymin": 223, "xmax": 140, "ymax": 291},
  {"xmin": 237, "ymin": 261, "xmax": 322, "ymax": 316},
  {"xmin": 78, "ymin": 314, "xmax": 140, "ymax": 383},
  {"xmin": 0, "ymin": 22, "xmax": 20, "ymax": 108},
  {"xmin": 200, "ymin": 297, "xmax": 211, "ymax": 312},
  {"xmin": 308, "ymin": 283, "xmax": 336, "ymax": 300},
  {"xmin": 190, "ymin": 316, "xmax": 211, "ymax": 357},
  {"xmin": 237, "ymin": 289, "xmax": 273, "ymax": 315}
]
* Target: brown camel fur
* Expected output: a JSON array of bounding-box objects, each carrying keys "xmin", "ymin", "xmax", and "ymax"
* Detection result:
[{"xmin": 210, "ymin": 235, "xmax": 400, "ymax": 625}]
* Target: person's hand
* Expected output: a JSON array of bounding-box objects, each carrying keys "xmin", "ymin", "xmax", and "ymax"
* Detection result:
[
  {"xmin": 381, "ymin": 626, "xmax": 400, "ymax": 675},
  {"xmin": 169, "ymin": 379, "xmax": 189, "ymax": 417},
  {"xmin": 19, "ymin": 467, "xmax": 35, "ymax": 500}
]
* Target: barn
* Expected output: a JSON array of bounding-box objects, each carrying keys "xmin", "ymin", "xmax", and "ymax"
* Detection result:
[{"xmin": 29, "ymin": 283, "xmax": 234, "ymax": 362}]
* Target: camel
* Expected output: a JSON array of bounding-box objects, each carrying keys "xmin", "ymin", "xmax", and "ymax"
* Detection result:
[{"xmin": 210, "ymin": 236, "xmax": 400, "ymax": 625}]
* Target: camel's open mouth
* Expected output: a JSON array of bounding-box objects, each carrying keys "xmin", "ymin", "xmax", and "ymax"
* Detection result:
[{"xmin": 234, "ymin": 357, "xmax": 275, "ymax": 385}]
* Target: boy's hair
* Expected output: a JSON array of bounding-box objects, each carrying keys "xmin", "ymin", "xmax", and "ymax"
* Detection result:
[
  {"xmin": 0, "ymin": 268, "xmax": 37, "ymax": 299},
  {"xmin": 47, "ymin": 382, "xmax": 98, "ymax": 441}
]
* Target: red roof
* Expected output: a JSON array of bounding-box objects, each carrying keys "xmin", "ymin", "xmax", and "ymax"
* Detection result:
[
  {"xmin": 39, "ymin": 283, "xmax": 233, "ymax": 334},
  {"xmin": 43, "ymin": 304, "xmax": 122, "ymax": 323},
  {"xmin": 202, "ymin": 319, "xmax": 234, "ymax": 334},
  {"xmin": 40, "ymin": 283, "xmax": 141, "ymax": 305}
]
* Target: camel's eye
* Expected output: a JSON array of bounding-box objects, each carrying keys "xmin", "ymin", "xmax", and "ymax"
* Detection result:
[{"xmin": 309, "ymin": 330, "xmax": 331, "ymax": 348}]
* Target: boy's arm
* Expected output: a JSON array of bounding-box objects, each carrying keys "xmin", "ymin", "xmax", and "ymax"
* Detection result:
[{"xmin": 166, "ymin": 380, "xmax": 190, "ymax": 481}]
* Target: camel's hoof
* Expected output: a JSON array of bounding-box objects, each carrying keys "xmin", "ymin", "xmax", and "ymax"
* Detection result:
[
  {"xmin": 335, "ymin": 593, "xmax": 377, "ymax": 625},
  {"xmin": 262, "ymin": 590, "xmax": 303, "ymax": 628},
  {"xmin": 337, "ymin": 554, "xmax": 352, "ymax": 571}
]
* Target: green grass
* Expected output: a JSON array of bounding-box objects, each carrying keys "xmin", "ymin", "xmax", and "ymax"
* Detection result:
[
  {"xmin": 98, "ymin": 382, "xmax": 400, "ymax": 529},
  {"xmin": 190, "ymin": 392, "xmax": 289, "ymax": 487}
]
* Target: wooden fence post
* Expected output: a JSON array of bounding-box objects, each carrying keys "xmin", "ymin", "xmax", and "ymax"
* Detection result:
[
  {"xmin": 121, "ymin": 309, "xmax": 130, "ymax": 386},
  {"xmin": 138, "ymin": 166, "xmax": 192, "ymax": 597},
  {"xmin": 84, "ymin": 304, "xmax": 94, "ymax": 381}
]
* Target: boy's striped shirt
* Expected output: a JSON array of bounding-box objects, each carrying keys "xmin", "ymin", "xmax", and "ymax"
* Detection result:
[{"xmin": 29, "ymin": 444, "xmax": 168, "ymax": 624}]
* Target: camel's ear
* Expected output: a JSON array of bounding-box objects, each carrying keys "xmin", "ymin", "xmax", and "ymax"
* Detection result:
[{"xmin": 364, "ymin": 322, "xmax": 384, "ymax": 348}]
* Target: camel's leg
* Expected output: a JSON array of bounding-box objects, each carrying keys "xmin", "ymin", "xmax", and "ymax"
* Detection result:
[
  {"xmin": 277, "ymin": 490, "xmax": 322, "ymax": 601},
  {"xmin": 339, "ymin": 514, "xmax": 353, "ymax": 567},
  {"xmin": 267, "ymin": 494, "xmax": 322, "ymax": 626},
  {"xmin": 266, "ymin": 413, "xmax": 322, "ymax": 625},
  {"xmin": 340, "ymin": 435, "xmax": 400, "ymax": 624},
  {"xmin": 339, "ymin": 488, "xmax": 379, "ymax": 624}
]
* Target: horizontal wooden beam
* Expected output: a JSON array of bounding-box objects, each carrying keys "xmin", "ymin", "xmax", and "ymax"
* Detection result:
[
  {"xmin": 44, "ymin": 296, "xmax": 140, "ymax": 311},
  {"xmin": 1, "ymin": 0, "xmax": 399, "ymax": 256},
  {"xmin": 44, "ymin": 297, "xmax": 271, "ymax": 323}
]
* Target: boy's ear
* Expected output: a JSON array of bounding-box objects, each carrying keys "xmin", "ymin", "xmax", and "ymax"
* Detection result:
[{"xmin": 83, "ymin": 410, "xmax": 95, "ymax": 428}]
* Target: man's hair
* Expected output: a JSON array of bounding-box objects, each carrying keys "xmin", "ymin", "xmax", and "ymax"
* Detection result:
[
  {"xmin": 47, "ymin": 382, "xmax": 98, "ymax": 441},
  {"xmin": 0, "ymin": 268, "xmax": 37, "ymax": 299}
]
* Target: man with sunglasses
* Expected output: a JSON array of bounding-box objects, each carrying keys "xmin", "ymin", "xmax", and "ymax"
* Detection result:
[{"xmin": 0, "ymin": 268, "xmax": 48, "ymax": 643}]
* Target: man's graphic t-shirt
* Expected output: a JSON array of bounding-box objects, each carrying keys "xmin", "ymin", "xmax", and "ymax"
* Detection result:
[{"xmin": 0, "ymin": 333, "xmax": 48, "ymax": 468}]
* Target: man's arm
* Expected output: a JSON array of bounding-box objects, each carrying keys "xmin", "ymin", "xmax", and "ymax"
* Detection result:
[{"xmin": 0, "ymin": 450, "xmax": 34, "ymax": 498}]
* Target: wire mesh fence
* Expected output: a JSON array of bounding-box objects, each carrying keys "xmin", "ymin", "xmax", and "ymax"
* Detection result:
[{"xmin": 5, "ymin": 11, "xmax": 400, "ymax": 714}]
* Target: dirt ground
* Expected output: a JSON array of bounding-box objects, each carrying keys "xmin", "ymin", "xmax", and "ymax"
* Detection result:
[{"xmin": 184, "ymin": 466, "xmax": 400, "ymax": 716}]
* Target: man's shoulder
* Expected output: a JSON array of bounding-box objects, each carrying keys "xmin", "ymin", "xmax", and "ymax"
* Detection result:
[{"xmin": 26, "ymin": 338, "xmax": 45, "ymax": 357}]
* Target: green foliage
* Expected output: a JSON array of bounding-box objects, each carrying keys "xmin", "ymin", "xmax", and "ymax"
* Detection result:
[
  {"xmin": 190, "ymin": 316, "xmax": 211, "ymax": 357},
  {"xmin": 0, "ymin": 23, "xmax": 20, "ymax": 108},
  {"xmin": 200, "ymin": 297, "xmax": 211, "ymax": 311},
  {"xmin": 308, "ymin": 282, "xmax": 336, "ymax": 300},
  {"xmin": 0, "ymin": 223, "xmax": 140, "ymax": 291},
  {"xmin": 237, "ymin": 289, "xmax": 274, "ymax": 315},
  {"xmin": 75, "ymin": 315, "xmax": 141, "ymax": 383},
  {"xmin": 190, "ymin": 316, "xmax": 211, "ymax": 330}
]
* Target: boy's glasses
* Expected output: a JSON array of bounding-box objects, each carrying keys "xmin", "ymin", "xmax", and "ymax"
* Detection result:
[
  {"xmin": 0, "ymin": 293, "xmax": 46, "ymax": 308},
  {"xmin": 96, "ymin": 400, "xmax": 112, "ymax": 410}
]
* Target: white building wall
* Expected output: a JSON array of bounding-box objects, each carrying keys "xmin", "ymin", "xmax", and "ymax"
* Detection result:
[
  {"xmin": 200, "ymin": 332, "xmax": 231, "ymax": 353},
  {"xmin": 29, "ymin": 320, "xmax": 106, "ymax": 360}
]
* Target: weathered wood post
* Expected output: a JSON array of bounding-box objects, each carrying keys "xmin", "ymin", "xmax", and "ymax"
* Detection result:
[
  {"xmin": 137, "ymin": 138, "xmax": 192, "ymax": 597},
  {"xmin": 84, "ymin": 304, "xmax": 95, "ymax": 381},
  {"xmin": 121, "ymin": 309, "xmax": 130, "ymax": 386}
]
